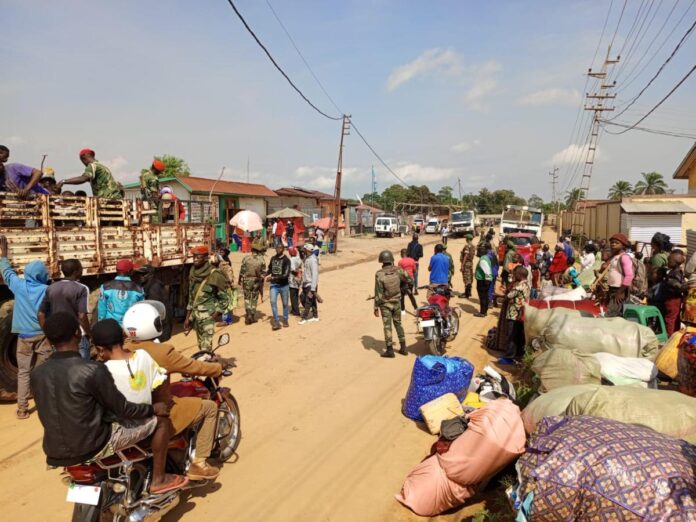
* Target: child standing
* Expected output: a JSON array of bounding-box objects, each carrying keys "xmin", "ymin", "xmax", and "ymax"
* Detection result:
[
  {"xmin": 499, "ymin": 265, "xmax": 530, "ymax": 365},
  {"xmin": 661, "ymin": 250, "xmax": 686, "ymax": 337},
  {"xmin": 564, "ymin": 256, "xmax": 582, "ymax": 288}
]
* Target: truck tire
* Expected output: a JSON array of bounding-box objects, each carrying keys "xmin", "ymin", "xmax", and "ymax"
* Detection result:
[{"xmin": 0, "ymin": 300, "xmax": 18, "ymax": 401}]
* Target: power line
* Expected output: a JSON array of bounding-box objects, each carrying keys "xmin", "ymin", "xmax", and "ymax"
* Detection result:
[
  {"xmin": 223, "ymin": 0, "xmax": 342, "ymax": 120},
  {"xmin": 610, "ymin": 64, "xmax": 696, "ymax": 133},
  {"xmin": 611, "ymin": 0, "xmax": 662, "ymax": 82},
  {"xmin": 600, "ymin": 118, "xmax": 696, "ymax": 138},
  {"xmin": 609, "ymin": 18, "xmax": 696, "ymax": 120},
  {"xmin": 351, "ymin": 122, "xmax": 409, "ymax": 187},
  {"xmin": 610, "ymin": 0, "xmax": 630, "ymax": 48}
]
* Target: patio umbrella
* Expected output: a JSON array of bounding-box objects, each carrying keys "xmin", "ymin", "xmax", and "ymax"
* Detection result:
[
  {"xmin": 229, "ymin": 210, "xmax": 263, "ymax": 232},
  {"xmin": 267, "ymin": 207, "xmax": 309, "ymax": 219}
]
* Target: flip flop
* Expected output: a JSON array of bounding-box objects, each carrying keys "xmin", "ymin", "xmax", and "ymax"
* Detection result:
[
  {"xmin": 16, "ymin": 410, "xmax": 30, "ymax": 420},
  {"xmin": 150, "ymin": 474, "xmax": 189, "ymax": 495}
]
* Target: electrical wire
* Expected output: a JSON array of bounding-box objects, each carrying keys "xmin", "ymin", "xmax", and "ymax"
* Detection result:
[
  {"xmin": 610, "ymin": 0, "xmax": 630, "ymax": 48},
  {"xmin": 610, "ymin": 64, "xmax": 696, "ymax": 133},
  {"xmin": 611, "ymin": 0, "xmax": 663, "ymax": 82},
  {"xmin": 223, "ymin": 0, "xmax": 342, "ymax": 120},
  {"xmin": 351, "ymin": 122, "xmax": 409, "ymax": 187},
  {"xmin": 600, "ymin": 119, "xmax": 696, "ymax": 138},
  {"xmin": 608, "ymin": 18, "xmax": 696, "ymax": 120}
]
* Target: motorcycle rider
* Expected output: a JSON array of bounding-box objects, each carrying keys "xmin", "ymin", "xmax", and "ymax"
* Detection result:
[
  {"xmin": 123, "ymin": 301, "xmax": 229, "ymax": 481},
  {"xmin": 374, "ymin": 250, "xmax": 412, "ymax": 358},
  {"xmin": 32, "ymin": 312, "xmax": 180, "ymax": 493}
]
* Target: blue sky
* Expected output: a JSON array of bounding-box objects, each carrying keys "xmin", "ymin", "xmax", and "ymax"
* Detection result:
[{"xmin": 4, "ymin": 0, "xmax": 695, "ymax": 201}]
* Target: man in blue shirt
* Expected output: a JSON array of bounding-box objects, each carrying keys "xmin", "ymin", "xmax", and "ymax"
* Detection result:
[
  {"xmin": 563, "ymin": 237, "xmax": 574, "ymax": 261},
  {"xmin": 428, "ymin": 244, "xmax": 450, "ymax": 285},
  {"xmin": 97, "ymin": 259, "xmax": 144, "ymax": 325}
]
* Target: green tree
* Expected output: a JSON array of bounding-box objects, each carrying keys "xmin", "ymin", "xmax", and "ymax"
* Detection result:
[
  {"xmin": 634, "ymin": 171, "xmax": 668, "ymax": 195},
  {"xmin": 437, "ymin": 185, "xmax": 454, "ymax": 204},
  {"xmin": 380, "ymin": 184, "xmax": 409, "ymax": 211},
  {"xmin": 607, "ymin": 180, "xmax": 634, "ymax": 200},
  {"xmin": 151, "ymin": 155, "xmax": 191, "ymax": 178},
  {"xmin": 527, "ymin": 194, "xmax": 544, "ymax": 209},
  {"xmin": 565, "ymin": 188, "xmax": 585, "ymax": 209}
]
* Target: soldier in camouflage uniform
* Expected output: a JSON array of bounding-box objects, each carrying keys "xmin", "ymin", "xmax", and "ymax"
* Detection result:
[
  {"xmin": 140, "ymin": 159, "xmax": 164, "ymax": 224},
  {"xmin": 238, "ymin": 239, "xmax": 266, "ymax": 324},
  {"xmin": 442, "ymin": 243, "xmax": 455, "ymax": 287},
  {"xmin": 58, "ymin": 148, "xmax": 124, "ymax": 199},
  {"xmin": 459, "ymin": 234, "xmax": 476, "ymax": 298},
  {"xmin": 374, "ymin": 250, "xmax": 411, "ymax": 358},
  {"xmin": 211, "ymin": 250, "xmax": 237, "ymax": 325},
  {"xmin": 184, "ymin": 245, "xmax": 229, "ymax": 351}
]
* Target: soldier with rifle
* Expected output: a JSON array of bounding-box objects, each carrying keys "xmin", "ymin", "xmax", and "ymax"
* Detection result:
[
  {"xmin": 140, "ymin": 159, "xmax": 164, "ymax": 224},
  {"xmin": 238, "ymin": 239, "xmax": 266, "ymax": 324},
  {"xmin": 373, "ymin": 250, "xmax": 411, "ymax": 358}
]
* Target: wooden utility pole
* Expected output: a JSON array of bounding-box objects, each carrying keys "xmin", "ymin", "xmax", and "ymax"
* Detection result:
[
  {"xmin": 571, "ymin": 46, "xmax": 619, "ymax": 240},
  {"xmin": 549, "ymin": 166, "xmax": 558, "ymax": 214},
  {"xmin": 332, "ymin": 114, "xmax": 351, "ymax": 253}
]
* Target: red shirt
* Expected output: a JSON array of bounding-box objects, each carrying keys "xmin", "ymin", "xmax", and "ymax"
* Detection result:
[
  {"xmin": 398, "ymin": 257, "xmax": 417, "ymax": 278},
  {"xmin": 549, "ymin": 251, "xmax": 568, "ymax": 274}
]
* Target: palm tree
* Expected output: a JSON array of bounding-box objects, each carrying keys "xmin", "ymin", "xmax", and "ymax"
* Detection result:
[
  {"xmin": 607, "ymin": 180, "xmax": 634, "ymax": 201},
  {"xmin": 565, "ymin": 188, "xmax": 585, "ymax": 209},
  {"xmin": 634, "ymin": 171, "xmax": 668, "ymax": 195}
]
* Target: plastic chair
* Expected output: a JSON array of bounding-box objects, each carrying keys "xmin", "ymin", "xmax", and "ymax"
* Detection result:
[{"xmin": 623, "ymin": 304, "xmax": 668, "ymax": 344}]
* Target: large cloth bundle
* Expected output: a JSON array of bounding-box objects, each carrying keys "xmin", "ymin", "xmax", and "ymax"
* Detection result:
[
  {"xmin": 402, "ymin": 356, "xmax": 474, "ymax": 421},
  {"xmin": 521, "ymin": 384, "xmax": 601, "ymax": 434},
  {"xmin": 566, "ymin": 386, "xmax": 696, "ymax": 443},
  {"xmin": 524, "ymin": 307, "xmax": 581, "ymax": 342},
  {"xmin": 529, "ymin": 308, "xmax": 659, "ymax": 360},
  {"xmin": 543, "ymin": 285, "xmax": 587, "ymax": 302},
  {"xmin": 592, "ymin": 351, "xmax": 657, "ymax": 386},
  {"xmin": 516, "ymin": 416, "xmax": 696, "ymax": 521},
  {"xmin": 531, "ymin": 349, "xmax": 601, "ymax": 392},
  {"xmin": 396, "ymin": 400, "xmax": 525, "ymax": 516}
]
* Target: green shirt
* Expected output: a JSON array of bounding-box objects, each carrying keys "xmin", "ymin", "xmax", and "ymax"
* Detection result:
[
  {"xmin": 84, "ymin": 161, "xmax": 122, "ymax": 199},
  {"xmin": 651, "ymin": 251, "xmax": 668, "ymax": 268}
]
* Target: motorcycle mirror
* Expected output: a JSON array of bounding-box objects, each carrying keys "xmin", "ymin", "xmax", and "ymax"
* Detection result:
[{"xmin": 217, "ymin": 333, "xmax": 230, "ymax": 348}]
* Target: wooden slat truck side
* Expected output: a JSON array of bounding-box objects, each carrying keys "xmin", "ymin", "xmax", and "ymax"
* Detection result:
[{"xmin": 0, "ymin": 192, "xmax": 211, "ymax": 399}]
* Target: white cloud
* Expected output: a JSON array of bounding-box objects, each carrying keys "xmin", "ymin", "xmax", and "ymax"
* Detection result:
[
  {"xmin": 102, "ymin": 156, "xmax": 141, "ymax": 183},
  {"xmin": 451, "ymin": 139, "xmax": 481, "ymax": 153},
  {"xmin": 386, "ymin": 48, "xmax": 462, "ymax": 91},
  {"xmin": 293, "ymin": 165, "xmax": 362, "ymax": 191},
  {"xmin": 548, "ymin": 143, "xmax": 601, "ymax": 166},
  {"xmin": 3, "ymin": 135, "xmax": 25, "ymax": 147},
  {"xmin": 393, "ymin": 162, "xmax": 457, "ymax": 184},
  {"xmin": 519, "ymin": 88, "xmax": 581, "ymax": 106}
]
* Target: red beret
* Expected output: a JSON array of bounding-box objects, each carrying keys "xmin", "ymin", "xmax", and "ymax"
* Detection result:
[
  {"xmin": 191, "ymin": 245, "xmax": 209, "ymax": 255},
  {"xmin": 115, "ymin": 259, "xmax": 134, "ymax": 273},
  {"xmin": 152, "ymin": 159, "xmax": 165, "ymax": 172},
  {"xmin": 79, "ymin": 148, "xmax": 95, "ymax": 157},
  {"xmin": 610, "ymin": 233, "xmax": 631, "ymax": 246}
]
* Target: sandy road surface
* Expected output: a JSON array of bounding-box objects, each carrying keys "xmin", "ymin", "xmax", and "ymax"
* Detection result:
[{"xmin": 0, "ymin": 232, "xmax": 542, "ymax": 521}]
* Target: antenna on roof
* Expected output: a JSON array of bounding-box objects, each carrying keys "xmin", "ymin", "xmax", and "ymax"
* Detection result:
[{"xmin": 356, "ymin": 193, "xmax": 363, "ymax": 205}]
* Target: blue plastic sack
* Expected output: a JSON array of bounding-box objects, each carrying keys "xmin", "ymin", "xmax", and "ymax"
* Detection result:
[{"xmin": 402, "ymin": 355, "xmax": 475, "ymax": 421}]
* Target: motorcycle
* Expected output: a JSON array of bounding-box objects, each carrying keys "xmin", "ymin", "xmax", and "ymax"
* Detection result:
[
  {"xmin": 416, "ymin": 285, "xmax": 460, "ymax": 355},
  {"xmin": 65, "ymin": 333, "xmax": 241, "ymax": 522}
]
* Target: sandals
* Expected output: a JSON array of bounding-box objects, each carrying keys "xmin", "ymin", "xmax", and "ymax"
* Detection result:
[
  {"xmin": 16, "ymin": 409, "xmax": 30, "ymax": 420},
  {"xmin": 150, "ymin": 474, "xmax": 189, "ymax": 495}
]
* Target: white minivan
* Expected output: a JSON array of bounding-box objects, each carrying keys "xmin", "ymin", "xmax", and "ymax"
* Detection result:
[
  {"xmin": 424, "ymin": 219, "xmax": 440, "ymax": 234},
  {"xmin": 375, "ymin": 216, "xmax": 401, "ymax": 237}
]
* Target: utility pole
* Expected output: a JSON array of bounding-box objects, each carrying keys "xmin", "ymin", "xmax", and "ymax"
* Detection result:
[
  {"xmin": 571, "ymin": 46, "xmax": 619, "ymax": 240},
  {"xmin": 332, "ymin": 114, "xmax": 351, "ymax": 254},
  {"xmin": 457, "ymin": 177, "xmax": 463, "ymax": 205},
  {"xmin": 370, "ymin": 165, "xmax": 376, "ymax": 205},
  {"xmin": 549, "ymin": 166, "xmax": 558, "ymax": 214}
]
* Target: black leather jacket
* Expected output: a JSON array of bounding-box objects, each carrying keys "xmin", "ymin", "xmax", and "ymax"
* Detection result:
[{"xmin": 31, "ymin": 351, "xmax": 154, "ymax": 466}]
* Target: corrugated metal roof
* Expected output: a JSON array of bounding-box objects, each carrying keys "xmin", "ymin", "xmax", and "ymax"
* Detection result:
[
  {"xmin": 621, "ymin": 201, "xmax": 696, "ymax": 213},
  {"xmin": 274, "ymin": 187, "xmax": 334, "ymax": 200},
  {"xmin": 122, "ymin": 176, "xmax": 277, "ymax": 197}
]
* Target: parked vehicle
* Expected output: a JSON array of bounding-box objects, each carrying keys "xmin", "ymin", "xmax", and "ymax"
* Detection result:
[
  {"xmin": 416, "ymin": 285, "xmax": 460, "ymax": 355},
  {"xmin": 500, "ymin": 204, "xmax": 544, "ymax": 237},
  {"xmin": 424, "ymin": 219, "xmax": 440, "ymax": 234},
  {"xmin": 374, "ymin": 216, "xmax": 401, "ymax": 238},
  {"xmin": 412, "ymin": 216, "xmax": 425, "ymax": 233},
  {"xmin": 449, "ymin": 210, "xmax": 476, "ymax": 238},
  {"xmin": 497, "ymin": 232, "xmax": 541, "ymax": 265},
  {"xmin": 65, "ymin": 334, "xmax": 240, "ymax": 522}
]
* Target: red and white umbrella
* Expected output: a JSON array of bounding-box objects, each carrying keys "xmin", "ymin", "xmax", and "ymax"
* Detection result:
[{"xmin": 229, "ymin": 210, "xmax": 263, "ymax": 232}]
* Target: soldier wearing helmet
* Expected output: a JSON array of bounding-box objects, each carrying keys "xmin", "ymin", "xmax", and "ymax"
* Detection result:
[
  {"xmin": 374, "ymin": 250, "xmax": 412, "ymax": 358},
  {"xmin": 141, "ymin": 159, "xmax": 165, "ymax": 224},
  {"xmin": 238, "ymin": 239, "xmax": 267, "ymax": 324}
]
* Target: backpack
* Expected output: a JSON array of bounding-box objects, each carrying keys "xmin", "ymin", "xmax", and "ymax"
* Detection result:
[
  {"xmin": 378, "ymin": 266, "xmax": 402, "ymax": 300},
  {"xmin": 619, "ymin": 254, "xmax": 647, "ymax": 296}
]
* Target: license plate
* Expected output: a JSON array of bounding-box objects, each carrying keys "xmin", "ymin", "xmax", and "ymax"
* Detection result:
[
  {"xmin": 420, "ymin": 319, "xmax": 435, "ymax": 327},
  {"xmin": 66, "ymin": 483, "xmax": 100, "ymax": 506}
]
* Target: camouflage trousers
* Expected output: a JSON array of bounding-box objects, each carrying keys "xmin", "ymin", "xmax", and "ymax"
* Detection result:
[
  {"xmin": 462, "ymin": 262, "xmax": 474, "ymax": 285},
  {"xmin": 243, "ymin": 279, "xmax": 260, "ymax": 316},
  {"xmin": 192, "ymin": 308, "xmax": 215, "ymax": 352},
  {"xmin": 380, "ymin": 302, "xmax": 405, "ymax": 346}
]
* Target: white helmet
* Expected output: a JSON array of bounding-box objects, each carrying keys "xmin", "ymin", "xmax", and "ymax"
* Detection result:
[{"xmin": 123, "ymin": 301, "xmax": 166, "ymax": 341}]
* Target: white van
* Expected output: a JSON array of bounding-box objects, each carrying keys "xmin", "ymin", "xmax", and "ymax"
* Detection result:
[
  {"xmin": 424, "ymin": 219, "xmax": 440, "ymax": 234},
  {"xmin": 375, "ymin": 216, "xmax": 401, "ymax": 237}
]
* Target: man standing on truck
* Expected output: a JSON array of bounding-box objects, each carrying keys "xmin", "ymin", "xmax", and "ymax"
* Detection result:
[
  {"xmin": 97, "ymin": 259, "xmax": 144, "ymax": 325},
  {"xmin": 238, "ymin": 240, "xmax": 267, "ymax": 325},
  {"xmin": 406, "ymin": 233, "xmax": 424, "ymax": 293},
  {"xmin": 141, "ymin": 159, "xmax": 165, "ymax": 224},
  {"xmin": 0, "ymin": 235, "xmax": 50, "ymax": 419},
  {"xmin": 58, "ymin": 148, "xmax": 123, "ymax": 199},
  {"xmin": 185, "ymin": 245, "xmax": 229, "ymax": 351},
  {"xmin": 460, "ymin": 234, "xmax": 476, "ymax": 298},
  {"xmin": 0, "ymin": 145, "xmax": 50, "ymax": 198}
]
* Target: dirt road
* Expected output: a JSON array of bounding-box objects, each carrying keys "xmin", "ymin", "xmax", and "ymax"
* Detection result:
[{"xmin": 0, "ymin": 233, "xmax": 516, "ymax": 521}]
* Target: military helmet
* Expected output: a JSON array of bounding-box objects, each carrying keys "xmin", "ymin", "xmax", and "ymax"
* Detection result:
[
  {"xmin": 378, "ymin": 250, "xmax": 394, "ymax": 264},
  {"xmin": 251, "ymin": 239, "xmax": 266, "ymax": 252}
]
